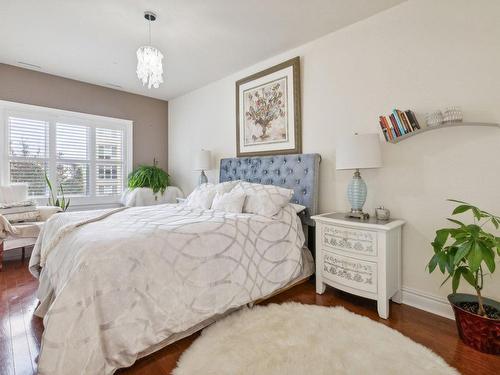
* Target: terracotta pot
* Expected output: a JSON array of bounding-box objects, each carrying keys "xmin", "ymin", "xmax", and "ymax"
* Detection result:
[{"xmin": 448, "ymin": 293, "xmax": 500, "ymax": 354}]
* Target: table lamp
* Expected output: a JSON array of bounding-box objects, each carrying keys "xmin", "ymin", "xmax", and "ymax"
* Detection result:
[
  {"xmin": 336, "ymin": 133, "xmax": 382, "ymax": 219},
  {"xmin": 194, "ymin": 149, "xmax": 212, "ymax": 185}
]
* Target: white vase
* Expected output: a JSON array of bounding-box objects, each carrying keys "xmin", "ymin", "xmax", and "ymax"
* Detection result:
[{"xmin": 426, "ymin": 111, "xmax": 444, "ymax": 127}]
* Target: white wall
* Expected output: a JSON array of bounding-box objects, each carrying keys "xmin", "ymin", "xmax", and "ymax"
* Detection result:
[{"xmin": 169, "ymin": 0, "xmax": 500, "ymax": 312}]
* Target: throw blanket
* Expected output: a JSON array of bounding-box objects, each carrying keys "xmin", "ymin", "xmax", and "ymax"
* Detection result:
[
  {"xmin": 0, "ymin": 206, "xmax": 62, "ymax": 240},
  {"xmin": 0, "ymin": 199, "xmax": 37, "ymax": 209},
  {"xmin": 30, "ymin": 203, "xmax": 306, "ymax": 375},
  {"xmin": 38, "ymin": 207, "xmax": 126, "ymax": 268},
  {"xmin": 0, "ymin": 215, "xmax": 41, "ymax": 239},
  {"xmin": 2, "ymin": 209, "xmax": 40, "ymax": 223}
]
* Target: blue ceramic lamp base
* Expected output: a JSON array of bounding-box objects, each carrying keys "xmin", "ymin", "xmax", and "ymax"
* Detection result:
[
  {"xmin": 346, "ymin": 169, "xmax": 370, "ymax": 220},
  {"xmin": 198, "ymin": 170, "xmax": 208, "ymax": 185}
]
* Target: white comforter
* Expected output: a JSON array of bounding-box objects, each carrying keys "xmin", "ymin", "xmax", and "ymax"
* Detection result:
[{"xmin": 30, "ymin": 203, "xmax": 308, "ymax": 374}]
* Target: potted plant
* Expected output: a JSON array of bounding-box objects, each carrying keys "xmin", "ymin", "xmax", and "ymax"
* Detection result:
[
  {"xmin": 427, "ymin": 199, "xmax": 500, "ymax": 354},
  {"xmin": 127, "ymin": 164, "xmax": 169, "ymax": 199},
  {"xmin": 45, "ymin": 173, "xmax": 70, "ymax": 211}
]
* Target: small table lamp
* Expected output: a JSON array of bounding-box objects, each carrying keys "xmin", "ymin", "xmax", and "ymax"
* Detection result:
[
  {"xmin": 336, "ymin": 133, "xmax": 382, "ymax": 220},
  {"xmin": 194, "ymin": 149, "xmax": 212, "ymax": 185}
]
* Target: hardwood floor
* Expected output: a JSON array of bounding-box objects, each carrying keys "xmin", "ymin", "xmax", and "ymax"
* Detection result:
[{"xmin": 1, "ymin": 259, "xmax": 499, "ymax": 375}]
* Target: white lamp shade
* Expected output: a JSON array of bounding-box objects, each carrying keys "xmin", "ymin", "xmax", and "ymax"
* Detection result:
[
  {"xmin": 336, "ymin": 134, "xmax": 382, "ymax": 170},
  {"xmin": 193, "ymin": 149, "xmax": 212, "ymax": 171}
]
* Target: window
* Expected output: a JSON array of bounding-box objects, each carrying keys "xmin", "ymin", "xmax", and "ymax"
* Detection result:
[
  {"xmin": 0, "ymin": 101, "xmax": 133, "ymax": 207},
  {"xmin": 96, "ymin": 127, "xmax": 124, "ymax": 196},
  {"xmin": 56, "ymin": 123, "xmax": 90, "ymax": 196},
  {"xmin": 8, "ymin": 116, "xmax": 50, "ymax": 196}
]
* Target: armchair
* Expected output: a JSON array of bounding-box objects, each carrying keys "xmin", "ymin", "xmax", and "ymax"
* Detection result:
[{"xmin": 0, "ymin": 184, "xmax": 61, "ymax": 270}]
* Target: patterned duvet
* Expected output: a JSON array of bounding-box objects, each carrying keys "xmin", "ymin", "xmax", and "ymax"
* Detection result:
[{"xmin": 29, "ymin": 203, "xmax": 309, "ymax": 374}]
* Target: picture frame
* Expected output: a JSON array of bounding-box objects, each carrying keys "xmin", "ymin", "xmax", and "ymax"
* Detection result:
[{"xmin": 235, "ymin": 56, "xmax": 301, "ymax": 157}]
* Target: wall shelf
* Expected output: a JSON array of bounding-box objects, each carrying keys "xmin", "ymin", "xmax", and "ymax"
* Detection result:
[{"xmin": 388, "ymin": 122, "xmax": 500, "ymax": 143}]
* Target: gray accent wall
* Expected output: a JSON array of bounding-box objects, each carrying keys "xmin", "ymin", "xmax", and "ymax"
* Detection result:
[{"xmin": 0, "ymin": 63, "xmax": 168, "ymax": 170}]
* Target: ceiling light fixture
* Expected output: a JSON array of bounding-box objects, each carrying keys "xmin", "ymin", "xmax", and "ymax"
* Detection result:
[{"xmin": 136, "ymin": 11, "xmax": 164, "ymax": 89}]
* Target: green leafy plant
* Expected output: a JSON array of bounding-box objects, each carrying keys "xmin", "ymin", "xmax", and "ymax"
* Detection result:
[
  {"xmin": 44, "ymin": 173, "xmax": 70, "ymax": 211},
  {"xmin": 427, "ymin": 199, "xmax": 500, "ymax": 316},
  {"xmin": 128, "ymin": 165, "xmax": 169, "ymax": 195}
]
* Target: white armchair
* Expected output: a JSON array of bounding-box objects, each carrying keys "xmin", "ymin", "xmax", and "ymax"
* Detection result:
[{"xmin": 0, "ymin": 184, "xmax": 61, "ymax": 270}]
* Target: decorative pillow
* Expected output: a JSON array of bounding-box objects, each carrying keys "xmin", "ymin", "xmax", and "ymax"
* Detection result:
[
  {"xmin": 214, "ymin": 180, "xmax": 241, "ymax": 194},
  {"xmin": 185, "ymin": 183, "xmax": 217, "ymax": 209},
  {"xmin": 235, "ymin": 182, "xmax": 294, "ymax": 217},
  {"xmin": 211, "ymin": 189, "xmax": 246, "ymax": 213},
  {"xmin": 290, "ymin": 203, "xmax": 306, "ymax": 214},
  {"xmin": 0, "ymin": 183, "xmax": 29, "ymax": 204}
]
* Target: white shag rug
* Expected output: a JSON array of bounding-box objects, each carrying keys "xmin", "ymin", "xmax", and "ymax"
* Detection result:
[{"xmin": 173, "ymin": 302, "xmax": 458, "ymax": 375}]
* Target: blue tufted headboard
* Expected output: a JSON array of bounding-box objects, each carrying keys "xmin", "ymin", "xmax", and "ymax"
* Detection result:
[{"xmin": 219, "ymin": 153, "xmax": 321, "ymax": 226}]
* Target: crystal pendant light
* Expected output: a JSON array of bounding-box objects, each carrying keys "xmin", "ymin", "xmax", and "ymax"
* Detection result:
[{"xmin": 136, "ymin": 11, "xmax": 164, "ymax": 89}]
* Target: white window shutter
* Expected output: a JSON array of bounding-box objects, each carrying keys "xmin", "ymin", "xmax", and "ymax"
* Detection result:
[
  {"xmin": 56, "ymin": 123, "xmax": 90, "ymax": 196},
  {"xmin": 8, "ymin": 116, "xmax": 50, "ymax": 196},
  {"xmin": 4, "ymin": 105, "xmax": 131, "ymax": 205},
  {"xmin": 96, "ymin": 127, "xmax": 124, "ymax": 196}
]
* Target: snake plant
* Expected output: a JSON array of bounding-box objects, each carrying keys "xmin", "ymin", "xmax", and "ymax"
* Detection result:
[{"xmin": 44, "ymin": 172, "xmax": 70, "ymax": 211}]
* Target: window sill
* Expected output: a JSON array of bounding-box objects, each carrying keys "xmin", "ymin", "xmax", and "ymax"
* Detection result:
[
  {"xmin": 35, "ymin": 196, "xmax": 123, "ymax": 211},
  {"xmin": 66, "ymin": 202, "xmax": 122, "ymax": 212}
]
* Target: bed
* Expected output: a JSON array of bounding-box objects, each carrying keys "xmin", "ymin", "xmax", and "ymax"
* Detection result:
[{"xmin": 29, "ymin": 153, "xmax": 321, "ymax": 375}]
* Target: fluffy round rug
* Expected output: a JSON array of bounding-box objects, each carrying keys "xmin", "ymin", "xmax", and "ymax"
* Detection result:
[{"xmin": 173, "ymin": 302, "xmax": 458, "ymax": 375}]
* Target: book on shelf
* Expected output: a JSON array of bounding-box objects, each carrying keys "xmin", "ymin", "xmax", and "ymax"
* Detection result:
[
  {"xmin": 401, "ymin": 111, "xmax": 414, "ymax": 131},
  {"xmin": 398, "ymin": 110, "xmax": 413, "ymax": 132},
  {"xmin": 378, "ymin": 109, "xmax": 422, "ymax": 142},
  {"xmin": 405, "ymin": 110, "xmax": 421, "ymax": 130},
  {"xmin": 389, "ymin": 114, "xmax": 402, "ymax": 136},
  {"xmin": 386, "ymin": 115, "xmax": 397, "ymax": 137},
  {"xmin": 379, "ymin": 116, "xmax": 394, "ymax": 141},
  {"xmin": 382, "ymin": 116, "xmax": 395, "ymax": 139},
  {"xmin": 379, "ymin": 120, "xmax": 389, "ymax": 141},
  {"xmin": 392, "ymin": 109, "xmax": 407, "ymax": 135}
]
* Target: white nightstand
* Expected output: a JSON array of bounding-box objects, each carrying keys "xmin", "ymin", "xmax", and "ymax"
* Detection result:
[{"xmin": 311, "ymin": 212, "xmax": 405, "ymax": 319}]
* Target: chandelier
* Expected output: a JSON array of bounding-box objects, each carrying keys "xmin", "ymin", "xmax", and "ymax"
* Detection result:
[{"xmin": 137, "ymin": 11, "xmax": 164, "ymax": 89}]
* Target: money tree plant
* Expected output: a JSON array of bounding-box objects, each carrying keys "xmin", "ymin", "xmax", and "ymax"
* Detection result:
[{"xmin": 427, "ymin": 199, "xmax": 500, "ymax": 316}]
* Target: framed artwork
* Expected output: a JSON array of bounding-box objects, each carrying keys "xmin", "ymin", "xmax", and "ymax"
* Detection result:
[{"xmin": 236, "ymin": 57, "xmax": 301, "ymax": 157}]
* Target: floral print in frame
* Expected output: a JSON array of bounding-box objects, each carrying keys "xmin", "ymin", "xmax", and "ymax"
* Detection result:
[{"xmin": 236, "ymin": 57, "xmax": 301, "ymax": 156}]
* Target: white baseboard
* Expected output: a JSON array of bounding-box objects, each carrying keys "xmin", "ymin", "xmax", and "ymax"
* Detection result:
[{"xmin": 401, "ymin": 286, "xmax": 454, "ymax": 320}]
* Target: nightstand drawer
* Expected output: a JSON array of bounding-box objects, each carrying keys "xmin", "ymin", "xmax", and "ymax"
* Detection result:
[
  {"xmin": 322, "ymin": 225, "xmax": 377, "ymax": 256},
  {"xmin": 322, "ymin": 251, "xmax": 377, "ymax": 294}
]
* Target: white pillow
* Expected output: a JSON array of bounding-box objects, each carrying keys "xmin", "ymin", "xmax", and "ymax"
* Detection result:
[
  {"xmin": 211, "ymin": 189, "xmax": 246, "ymax": 213},
  {"xmin": 214, "ymin": 180, "xmax": 240, "ymax": 194},
  {"xmin": 235, "ymin": 182, "xmax": 294, "ymax": 217},
  {"xmin": 290, "ymin": 203, "xmax": 306, "ymax": 214},
  {"xmin": 185, "ymin": 183, "xmax": 217, "ymax": 209},
  {"xmin": 0, "ymin": 183, "xmax": 29, "ymax": 204}
]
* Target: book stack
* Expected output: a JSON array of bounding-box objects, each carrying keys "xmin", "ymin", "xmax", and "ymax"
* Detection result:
[{"xmin": 378, "ymin": 109, "xmax": 422, "ymax": 142}]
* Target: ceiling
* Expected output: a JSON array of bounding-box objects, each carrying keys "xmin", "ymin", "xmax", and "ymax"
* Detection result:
[{"xmin": 0, "ymin": 0, "xmax": 405, "ymax": 100}]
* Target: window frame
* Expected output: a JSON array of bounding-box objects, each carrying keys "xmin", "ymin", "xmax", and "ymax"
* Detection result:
[{"xmin": 0, "ymin": 100, "xmax": 133, "ymax": 209}]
